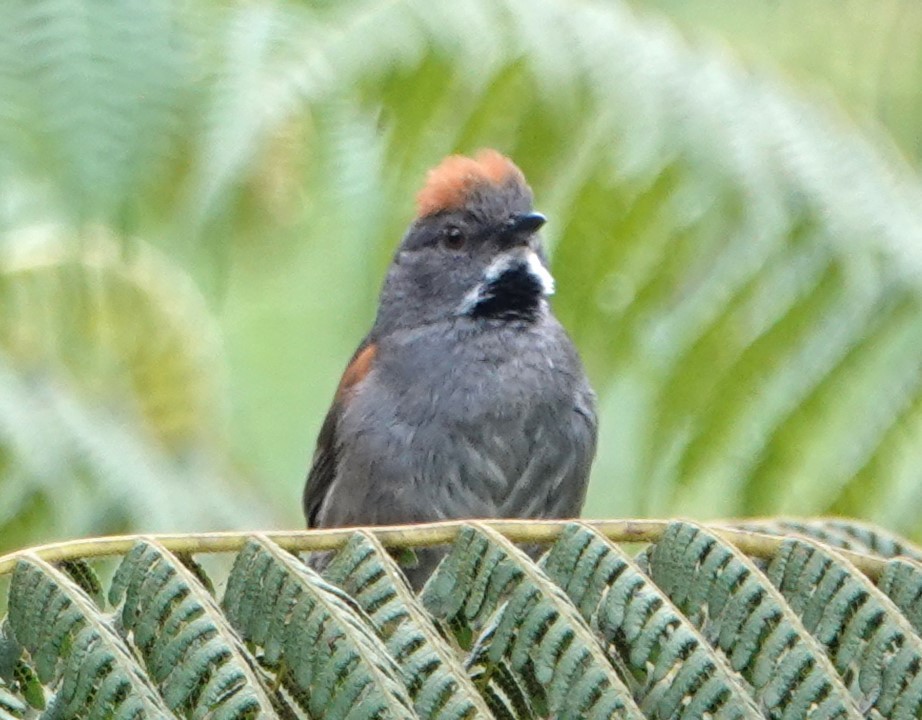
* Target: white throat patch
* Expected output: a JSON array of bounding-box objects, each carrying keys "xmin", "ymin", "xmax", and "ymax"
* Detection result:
[{"xmin": 459, "ymin": 248, "xmax": 555, "ymax": 315}]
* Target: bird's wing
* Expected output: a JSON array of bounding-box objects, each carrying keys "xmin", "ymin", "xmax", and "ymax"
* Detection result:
[
  {"xmin": 303, "ymin": 403, "xmax": 340, "ymax": 527},
  {"xmin": 302, "ymin": 338, "xmax": 377, "ymax": 527}
]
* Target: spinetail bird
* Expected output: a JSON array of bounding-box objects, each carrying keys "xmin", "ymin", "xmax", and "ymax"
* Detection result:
[{"xmin": 304, "ymin": 150, "xmax": 597, "ymax": 588}]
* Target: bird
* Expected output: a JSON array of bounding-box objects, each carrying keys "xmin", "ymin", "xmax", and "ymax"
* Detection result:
[{"xmin": 303, "ymin": 149, "xmax": 597, "ymax": 588}]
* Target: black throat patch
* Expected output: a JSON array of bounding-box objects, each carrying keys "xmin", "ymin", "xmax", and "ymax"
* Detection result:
[{"xmin": 468, "ymin": 263, "xmax": 544, "ymax": 322}]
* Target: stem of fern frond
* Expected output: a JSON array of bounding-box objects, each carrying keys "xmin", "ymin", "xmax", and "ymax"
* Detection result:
[{"xmin": 0, "ymin": 518, "xmax": 887, "ymax": 580}]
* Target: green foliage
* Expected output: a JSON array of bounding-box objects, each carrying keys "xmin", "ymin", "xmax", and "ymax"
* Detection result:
[
  {"xmin": 0, "ymin": 676, "xmax": 25, "ymax": 720},
  {"xmin": 6, "ymin": 557, "xmax": 175, "ymax": 719},
  {"xmin": 878, "ymin": 556, "xmax": 922, "ymax": 635},
  {"xmin": 58, "ymin": 560, "xmax": 104, "ymax": 608},
  {"xmin": 766, "ymin": 538, "xmax": 922, "ymax": 717},
  {"xmin": 322, "ymin": 531, "xmax": 492, "ymax": 719},
  {"xmin": 422, "ymin": 524, "xmax": 643, "ymax": 719},
  {"xmin": 223, "ymin": 536, "xmax": 417, "ymax": 719},
  {"xmin": 0, "ymin": 228, "xmax": 270, "ymax": 553},
  {"xmin": 647, "ymin": 523, "xmax": 862, "ymax": 717},
  {"xmin": 636, "ymin": 0, "xmax": 922, "ymax": 167},
  {"xmin": 738, "ymin": 518, "xmax": 922, "ymax": 562},
  {"xmin": 542, "ymin": 524, "xmax": 762, "ymax": 719},
  {"xmin": 1, "ymin": 0, "xmax": 922, "ymax": 554},
  {"xmin": 109, "ymin": 540, "xmax": 275, "ymax": 718},
  {"xmin": 4, "ymin": 520, "xmax": 922, "ymax": 717},
  {"xmin": 4, "ymin": 1, "xmax": 922, "ymax": 712}
]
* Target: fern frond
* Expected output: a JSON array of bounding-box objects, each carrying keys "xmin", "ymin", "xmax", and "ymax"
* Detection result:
[
  {"xmin": 3, "ymin": 0, "xmax": 922, "ymax": 541},
  {"xmin": 464, "ymin": 627, "xmax": 535, "ymax": 720},
  {"xmin": 423, "ymin": 523, "xmax": 645, "ymax": 720},
  {"xmin": 322, "ymin": 531, "xmax": 492, "ymax": 720},
  {"xmin": 766, "ymin": 537, "xmax": 922, "ymax": 717},
  {"xmin": 5, "ymin": 520, "xmax": 922, "ymax": 718},
  {"xmin": 0, "ymin": 628, "xmax": 40, "ymax": 716},
  {"xmin": 543, "ymin": 523, "xmax": 762, "ymax": 719},
  {"xmin": 222, "ymin": 536, "xmax": 417, "ymax": 720},
  {"xmin": 648, "ymin": 521, "xmax": 863, "ymax": 718},
  {"xmin": 108, "ymin": 540, "xmax": 276, "ymax": 719},
  {"xmin": 0, "ymin": 228, "xmax": 272, "ymax": 555},
  {"xmin": 0, "ymin": 676, "xmax": 24, "ymax": 720},
  {"xmin": 0, "ymin": 519, "xmax": 887, "ymax": 580},
  {"xmin": 878, "ymin": 557, "xmax": 922, "ymax": 635},
  {"xmin": 57, "ymin": 559, "xmax": 105, "ymax": 609},
  {"xmin": 736, "ymin": 518, "xmax": 922, "ymax": 561},
  {"xmin": 0, "ymin": 226, "xmax": 226, "ymax": 454},
  {"xmin": 0, "ymin": 0, "xmax": 184, "ymax": 220},
  {"xmin": 6, "ymin": 556, "xmax": 176, "ymax": 719}
]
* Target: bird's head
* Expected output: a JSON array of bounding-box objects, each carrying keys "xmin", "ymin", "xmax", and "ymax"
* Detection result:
[{"xmin": 376, "ymin": 150, "xmax": 554, "ymax": 333}]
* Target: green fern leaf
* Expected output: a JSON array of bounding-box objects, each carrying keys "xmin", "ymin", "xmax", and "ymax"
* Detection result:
[
  {"xmin": 819, "ymin": 519, "xmax": 922, "ymax": 560},
  {"xmin": 7, "ymin": 556, "xmax": 176, "ymax": 719},
  {"xmin": 648, "ymin": 521, "xmax": 863, "ymax": 718},
  {"xmin": 0, "ymin": 642, "xmax": 25, "ymax": 720},
  {"xmin": 766, "ymin": 537, "xmax": 922, "ymax": 717},
  {"xmin": 465, "ymin": 629, "xmax": 536, "ymax": 720},
  {"xmin": 543, "ymin": 523, "xmax": 762, "ymax": 719},
  {"xmin": 6, "ymin": 520, "xmax": 922, "ymax": 718},
  {"xmin": 0, "ymin": 230, "xmax": 267, "ymax": 556},
  {"xmin": 0, "ymin": 681, "xmax": 24, "ymax": 720},
  {"xmin": 322, "ymin": 531, "xmax": 492, "ymax": 720},
  {"xmin": 108, "ymin": 540, "xmax": 276, "ymax": 719},
  {"xmin": 0, "ymin": 0, "xmax": 185, "ymax": 220},
  {"xmin": 57, "ymin": 560, "xmax": 105, "ymax": 609},
  {"xmin": 878, "ymin": 556, "xmax": 922, "ymax": 635},
  {"xmin": 222, "ymin": 536, "xmax": 417, "ymax": 720},
  {"xmin": 737, "ymin": 519, "xmax": 922, "ymax": 561},
  {"xmin": 423, "ymin": 523, "xmax": 645, "ymax": 720},
  {"xmin": 13, "ymin": 663, "xmax": 42, "ymax": 712},
  {"xmin": 0, "ymin": 623, "xmax": 18, "ymax": 685}
]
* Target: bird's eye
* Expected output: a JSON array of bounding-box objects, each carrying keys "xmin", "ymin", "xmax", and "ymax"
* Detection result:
[{"xmin": 442, "ymin": 226, "xmax": 465, "ymax": 250}]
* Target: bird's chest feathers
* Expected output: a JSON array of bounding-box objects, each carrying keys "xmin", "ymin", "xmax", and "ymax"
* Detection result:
[{"xmin": 370, "ymin": 324, "xmax": 565, "ymax": 427}]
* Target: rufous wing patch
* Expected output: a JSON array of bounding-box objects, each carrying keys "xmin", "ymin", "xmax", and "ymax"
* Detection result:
[
  {"xmin": 335, "ymin": 343, "xmax": 377, "ymax": 400},
  {"xmin": 416, "ymin": 149, "xmax": 526, "ymax": 217}
]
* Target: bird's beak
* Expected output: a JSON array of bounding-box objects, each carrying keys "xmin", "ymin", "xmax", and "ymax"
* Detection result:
[{"xmin": 508, "ymin": 212, "xmax": 547, "ymax": 234}]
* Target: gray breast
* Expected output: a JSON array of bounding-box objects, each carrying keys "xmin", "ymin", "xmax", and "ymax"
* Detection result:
[{"xmin": 337, "ymin": 317, "xmax": 597, "ymax": 522}]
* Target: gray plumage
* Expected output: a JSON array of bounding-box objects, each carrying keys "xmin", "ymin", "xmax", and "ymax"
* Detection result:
[{"xmin": 304, "ymin": 151, "xmax": 597, "ymax": 588}]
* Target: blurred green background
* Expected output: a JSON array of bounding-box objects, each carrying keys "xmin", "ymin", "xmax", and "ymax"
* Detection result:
[{"xmin": 2, "ymin": 0, "xmax": 922, "ymax": 554}]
